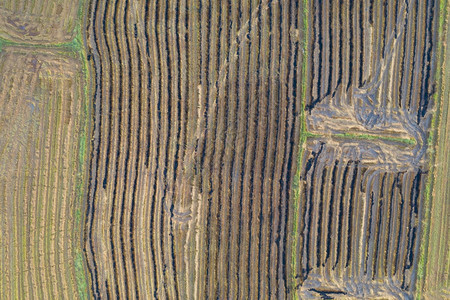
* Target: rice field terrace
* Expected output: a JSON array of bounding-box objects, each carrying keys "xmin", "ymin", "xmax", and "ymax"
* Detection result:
[{"xmin": 0, "ymin": 0, "xmax": 448, "ymax": 299}]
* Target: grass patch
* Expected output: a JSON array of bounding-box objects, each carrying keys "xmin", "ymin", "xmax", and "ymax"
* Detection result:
[
  {"xmin": 291, "ymin": 0, "xmax": 308, "ymax": 298},
  {"xmin": 74, "ymin": 251, "xmax": 88, "ymax": 300},
  {"xmin": 333, "ymin": 132, "xmax": 416, "ymax": 145},
  {"xmin": 303, "ymin": 131, "xmax": 416, "ymax": 145}
]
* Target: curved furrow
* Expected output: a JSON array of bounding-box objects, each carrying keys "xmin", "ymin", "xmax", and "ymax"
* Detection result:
[
  {"xmin": 213, "ymin": 3, "xmax": 227, "ymax": 296},
  {"xmin": 255, "ymin": 2, "xmax": 271, "ymax": 298},
  {"xmin": 156, "ymin": 0, "xmax": 173, "ymax": 297},
  {"xmin": 84, "ymin": 0, "xmax": 102, "ymax": 296},
  {"xmin": 267, "ymin": 1, "xmax": 282, "ymax": 297},
  {"xmin": 136, "ymin": 2, "xmax": 154, "ymax": 295},
  {"xmin": 199, "ymin": 0, "xmax": 214, "ymax": 296},
  {"xmin": 108, "ymin": 0, "xmax": 126, "ymax": 295},
  {"xmin": 241, "ymin": 0, "xmax": 262, "ymax": 298},
  {"xmin": 235, "ymin": 0, "xmax": 252, "ymax": 296},
  {"xmin": 275, "ymin": 0, "xmax": 290, "ymax": 293},
  {"xmin": 223, "ymin": 2, "xmax": 241, "ymax": 298},
  {"xmin": 146, "ymin": 0, "xmax": 162, "ymax": 297},
  {"xmin": 205, "ymin": 0, "xmax": 226, "ymax": 298},
  {"xmin": 278, "ymin": 0, "xmax": 300, "ymax": 295}
]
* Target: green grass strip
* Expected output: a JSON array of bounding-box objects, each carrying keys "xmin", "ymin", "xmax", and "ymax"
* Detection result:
[
  {"xmin": 73, "ymin": 0, "xmax": 90, "ymax": 299},
  {"xmin": 291, "ymin": 0, "xmax": 309, "ymax": 298},
  {"xmin": 333, "ymin": 132, "xmax": 416, "ymax": 145},
  {"xmin": 303, "ymin": 131, "xmax": 416, "ymax": 146}
]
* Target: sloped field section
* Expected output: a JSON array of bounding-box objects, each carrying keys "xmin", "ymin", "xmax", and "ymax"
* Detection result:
[
  {"xmin": 293, "ymin": 0, "xmax": 439, "ymax": 298},
  {"xmin": 0, "ymin": 47, "xmax": 88, "ymax": 299},
  {"xmin": 84, "ymin": 0, "xmax": 305, "ymax": 298}
]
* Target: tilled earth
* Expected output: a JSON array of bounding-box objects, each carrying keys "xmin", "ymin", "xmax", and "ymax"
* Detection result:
[{"xmin": 0, "ymin": 0, "xmax": 449, "ymax": 299}]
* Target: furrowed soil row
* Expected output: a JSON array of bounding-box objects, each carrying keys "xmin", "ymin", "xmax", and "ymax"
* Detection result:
[{"xmin": 84, "ymin": 0, "xmax": 304, "ymax": 298}]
